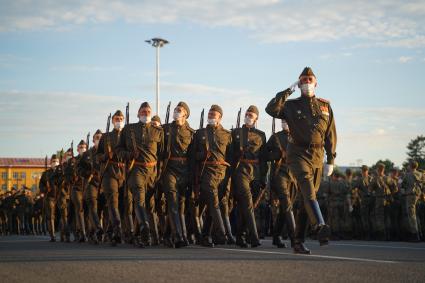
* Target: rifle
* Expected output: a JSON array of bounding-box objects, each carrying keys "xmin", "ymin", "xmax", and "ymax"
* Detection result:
[
  {"xmin": 71, "ymin": 140, "xmax": 74, "ymax": 158},
  {"xmin": 125, "ymin": 102, "xmax": 129, "ymax": 125},
  {"xmin": 86, "ymin": 132, "xmax": 90, "ymax": 149},
  {"xmin": 165, "ymin": 101, "xmax": 171, "ymax": 125},
  {"xmin": 194, "ymin": 109, "xmax": 205, "ymax": 201},
  {"xmin": 253, "ymin": 183, "xmax": 267, "ymax": 209},
  {"xmin": 158, "ymin": 102, "xmax": 172, "ymax": 181},
  {"xmin": 272, "ymin": 117, "xmax": 276, "ymax": 135},
  {"xmin": 99, "ymin": 113, "xmax": 112, "ymax": 185}
]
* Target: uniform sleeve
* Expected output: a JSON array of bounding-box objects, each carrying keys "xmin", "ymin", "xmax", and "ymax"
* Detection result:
[
  {"xmin": 265, "ymin": 89, "xmax": 293, "ymax": 119},
  {"xmin": 259, "ymin": 132, "xmax": 268, "ymax": 185},
  {"xmin": 115, "ymin": 126, "xmax": 131, "ymax": 161},
  {"xmin": 324, "ymin": 104, "xmax": 337, "ymax": 164},
  {"xmin": 156, "ymin": 128, "xmax": 165, "ymax": 177},
  {"xmin": 265, "ymin": 134, "xmax": 283, "ymax": 161},
  {"xmin": 39, "ymin": 172, "xmax": 47, "ymax": 194}
]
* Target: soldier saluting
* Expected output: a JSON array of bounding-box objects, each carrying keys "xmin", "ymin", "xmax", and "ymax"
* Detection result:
[{"xmin": 265, "ymin": 67, "xmax": 337, "ymax": 254}]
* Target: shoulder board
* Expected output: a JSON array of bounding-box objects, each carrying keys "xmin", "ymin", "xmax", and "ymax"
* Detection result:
[
  {"xmin": 253, "ymin": 128, "xmax": 265, "ymax": 136},
  {"xmin": 317, "ymin": 97, "xmax": 330, "ymax": 104},
  {"xmin": 221, "ymin": 128, "xmax": 231, "ymax": 134},
  {"xmin": 187, "ymin": 126, "xmax": 195, "ymax": 133}
]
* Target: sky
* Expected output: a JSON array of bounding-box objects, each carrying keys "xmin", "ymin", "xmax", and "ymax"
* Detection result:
[{"xmin": 0, "ymin": 0, "xmax": 424, "ymax": 167}]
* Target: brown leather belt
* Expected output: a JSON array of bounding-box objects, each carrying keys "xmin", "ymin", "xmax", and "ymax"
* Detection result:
[
  {"xmin": 240, "ymin": 159, "xmax": 259, "ymax": 164},
  {"xmin": 203, "ymin": 160, "xmax": 231, "ymax": 167},
  {"xmin": 134, "ymin": 161, "xmax": 157, "ymax": 167},
  {"xmin": 169, "ymin": 157, "xmax": 188, "ymax": 162},
  {"xmin": 290, "ymin": 140, "xmax": 323, "ymax": 149}
]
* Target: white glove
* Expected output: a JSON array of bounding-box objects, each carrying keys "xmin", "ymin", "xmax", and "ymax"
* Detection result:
[
  {"xmin": 289, "ymin": 80, "xmax": 299, "ymax": 92},
  {"xmin": 323, "ymin": 164, "xmax": 334, "ymax": 177},
  {"xmin": 349, "ymin": 205, "xmax": 353, "ymax": 213}
]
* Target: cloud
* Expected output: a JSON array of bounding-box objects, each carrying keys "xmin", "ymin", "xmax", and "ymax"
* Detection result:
[
  {"xmin": 398, "ymin": 56, "xmax": 413, "ymax": 63},
  {"xmin": 0, "ymin": 0, "xmax": 424, "ymax": 48}
]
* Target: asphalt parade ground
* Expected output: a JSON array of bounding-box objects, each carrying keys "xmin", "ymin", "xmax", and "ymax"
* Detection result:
[{"xmin": 1, "ymin": 235, "xmax": 424, "ymax": 283}]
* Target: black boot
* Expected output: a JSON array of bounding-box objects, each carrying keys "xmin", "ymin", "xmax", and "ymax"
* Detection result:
[
  {"xmin": 223, "ymin": 215, "xmax": 236, "ymax": 245},
  {"xmin": 210, "ymin": 208, "xmax": 227, "ymax": 245},
  {"xmin": 293, "ymin": 241, "xmax": 311, "ymax": 254},
  {"xmin": 246, "ymin": 210, "xmax": 261, "ymax": 248},
  {"xmin": 201, "ymin": 235, "xmax": 214, "ymax": 247},
  {"xmin": 179, "ymin": 214, "xmax": 189, "ymax": 247},
  {"xmin": 304, "ymin": 200, "xmax": 330, "ymax": 246}
]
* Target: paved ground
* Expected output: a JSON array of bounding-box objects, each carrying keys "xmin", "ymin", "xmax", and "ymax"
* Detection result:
[{"xmin": 0, "ymin": 235, "xmax": 424, "ymax": 283}]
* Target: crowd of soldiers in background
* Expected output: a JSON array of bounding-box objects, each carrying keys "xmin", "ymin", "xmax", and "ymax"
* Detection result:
[{"xmin": 0, "ymin": 103, "xmax": 424, "ymax": 248}]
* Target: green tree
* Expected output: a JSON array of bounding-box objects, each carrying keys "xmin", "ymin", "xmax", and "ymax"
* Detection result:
[{"xmin": 405, "ymin": 135, "xmax": 425, "ymax": 169}]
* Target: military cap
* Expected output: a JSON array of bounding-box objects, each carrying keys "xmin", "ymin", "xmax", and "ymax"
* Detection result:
[
  {"xmin": 410, "ymin": 160, "xmax": 419, "ymax": 169},
  {"xmin": 78, "ymin": 139, "xmax": 87, "ymax": 146},
  {"xmin": 51, "ymin": 154, "xmax": 58, "ymax": 160},
  {"xmin": 112, "ymin": 110, "xmax": 124, "ymax": 118},
  {"xmin": 177, "ymin": 101, "xmax": 190, "ymax": 118},
  {"xmin": 139, "ymin": 102, "xmax": 151, "ymax": 111},
  {"xmin": 361, "ymin": 165, "xmax": 369, "ymax": 171},
  {"xmin": 376, "ymin": 163, "xmax": 385, "ymax": 170},
  {"xmin": 152, "ymin": 115, "xmax": 161, "ymax": 124},
  {"xmin": 246, "ymin": 105, "xmax": 259, "ymax": 117},
  {"xmin": 94, "ymin": 129, "xmax": 102, "ymax": 135},
  {"xmin": 299, "ymin": 67, "xmax": 316, "ymax": 78},
  {"xmin": 209, "ymin": 104, "xmax": 223, "ymax": 117}
]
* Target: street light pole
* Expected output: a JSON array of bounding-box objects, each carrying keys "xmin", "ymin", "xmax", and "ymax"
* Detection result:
[{"xmin": 145, "ymin": 38, "xmax": 169, "ymax": 116}]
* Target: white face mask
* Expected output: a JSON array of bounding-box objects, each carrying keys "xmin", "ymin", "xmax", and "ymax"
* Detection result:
[
  {"xmin": 51, "ymin": 161, "xmax": 59, "ymax": 168},
  {"xmin": 207, "ymin": 118, "xmax": 218, "ymax": 126},
  {"xmin": 244, "ymin": 116, "xmax": 255, "ymax": 126},
  {"xmin": 282, "ymin": 121, "xmax": 289, "ymax": 131},
  {"xmin": 173, "ymin": 111, "xmax": 184, "ymax": 121},
  {"xmin": 114, "ymin": 121, "xmax": 124, "ymax": 130},
  {"xmin": 139, "ymin": 115, "xmax": 151, "ymax": 124},
  {"xmin": 300, "ymin": 83, "xmax": 315, "ymax": 97},
  {"xmin": 78, "ymin": 148, "xmax": 86, "ymax": 155},
  {"xmin": 94, "ymin": 139, "xmax": 100, "ymax": 147}
]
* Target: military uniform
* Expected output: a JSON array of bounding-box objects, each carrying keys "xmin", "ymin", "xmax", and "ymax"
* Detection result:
[
  {"xmin": 265, "ymin": 67, "xmax": 337, "ymax": 252},
  {"xmin": 192, "ymin": 105, "xmax": 233, "ymax": 247},
  {"xmin": 232, "ymin": 122, "xmax": 267, "ymax": 247},
  {"xmin": 266, "ymin": 128, "xmax": 297, "ymax": 248},
  {"xmin": 369, "ymin": 172, "xmax": 392, "ymax": 240},
  {"xmin": 161, "ymin": 116, "xmax": 195, "ymax": 247},
  {"xmin": 401, "ymin": 166, "xmax": 423, "ymax": 241},
  {"xmin": 79, "ymin": 143, "xmax": 103, "ymax": 243},
  {"xmin": 353, "ymin": 172, "xmax": 372, "ymax": 240},
  {"xmin": 72, "ymin": 143, "xmax": 89, "ymax": 242},
  {"xmin": 387, "ymin": 173, "xmax": 401, "ymax": 240},
  {"xmin": 39, "ymin": 160, "xmax": 58, "ymax": 241},
  {"xmin": 116, "ymin": 104, "xmax": 164, "ymax": 247},
  {"xmin": 325, "ymin": 175, "xmax": 347, "ymax": 240}
]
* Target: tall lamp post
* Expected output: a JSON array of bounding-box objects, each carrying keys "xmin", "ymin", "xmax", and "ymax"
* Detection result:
[{"xmin": 145, "ymin": 38, "xmax": 169, "ymax": 116}]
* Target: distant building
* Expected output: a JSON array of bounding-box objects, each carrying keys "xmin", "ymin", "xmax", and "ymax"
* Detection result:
[{"xmin": 0, "ymin": 158, "xmax": 47, "ymax": 193}]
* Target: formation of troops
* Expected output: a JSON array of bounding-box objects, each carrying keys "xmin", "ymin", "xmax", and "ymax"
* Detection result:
[{"xmin": 1, "ymin": 67, "xmax": 424, "ymax": 255}]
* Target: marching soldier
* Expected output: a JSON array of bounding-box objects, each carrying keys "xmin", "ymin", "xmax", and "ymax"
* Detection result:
[
  {"xmin": 97, "ymin": 110, "xmax": 126, "ymax": 245},
  {"xmin": 266, "ymin": 67, "xmax": 337, "ymax": 254},
  {"xmin": 116, "ymin": 102, "xmax": 164, "ymax": 247},
  {"xmin": 353, "ymin": 165, "xmax": 373, "ymax": 240},
  {"xmin": 401, "ymin": 161, "xmax": 423, "ymax": 242},
  {"xmin": 266, "ymin": 119, "xmax": 297, "ymax": 248},
  {"xmin": 80, "ymin": 129, "xmax": 104, "ymax": 243},
  {"xmin": 161, "ymin": 102, "xmax": 195, "ymax": 248},
  {"xmin": 231, "ymin": 105, "xmax": 267, "ymax": 248},
  {"xmin": 72, "ymin": 140, "xmax": 89, "ymax": 242},
  {"xmin": 193, "ymin": 105, "xmax": 233, "ymax": 247},
  {"xmin": 39, "ymin": 154, "xmax": 60, "ymax": 242}
]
